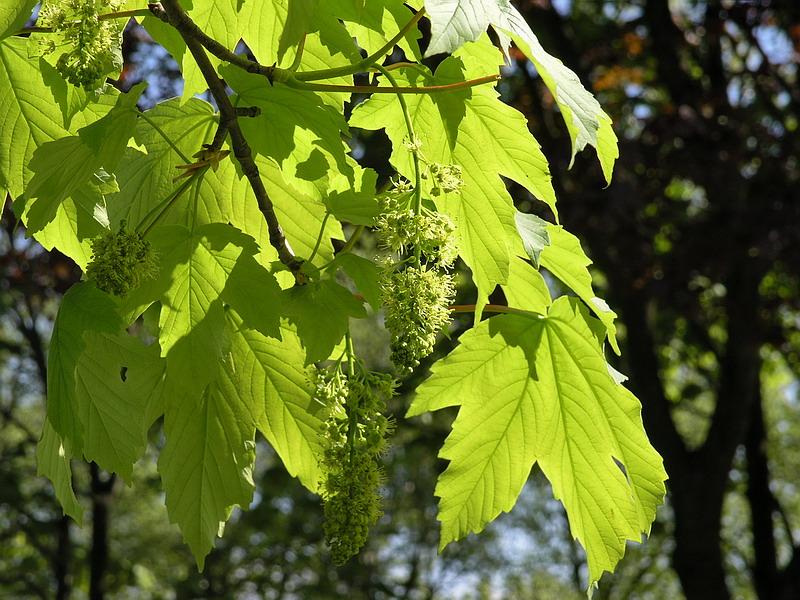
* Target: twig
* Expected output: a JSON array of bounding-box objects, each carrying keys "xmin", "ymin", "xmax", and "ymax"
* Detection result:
[
  {"xmin": 16, "ymin": 9, "xmax": 151, "ymax": 34},
  {"xmin": 159, "ymin": 0, "xmax": 304, "ymax": 281},
  {"xmin": 148, "ymin": 2, "xmax": 274, "ymax": 79}
]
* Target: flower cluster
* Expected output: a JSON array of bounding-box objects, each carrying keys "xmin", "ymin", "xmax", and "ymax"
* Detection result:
[
  {"xmin": 38, "ymin": 0, "xmax": 124, "ymax": 91},
  {"xmin": 428, "ymin": 163, "xmax": 465, "ymax": 196},
  {"xmin": 375, "ymin": 195, "xmax": 457, "ymax": 266},
  {"xmin": 313, "ymin": 365, "xmax": 395, "ymax": 565},
  {"xmin": 85, "ymin": 222, "xmax": 158, "ymax": 298},
  {"xmin": 376, "ymin": 178, "xmax": 459, "ymax": 374},
  {"xmin": 381, "ymin": 266, "xmax": 455, "ymax": 374}
]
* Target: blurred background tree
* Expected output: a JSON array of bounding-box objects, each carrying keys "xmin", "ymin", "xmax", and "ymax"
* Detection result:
[
  {"xmin": 2, "ymin": 1, "xmax": 799, "ymax": 599},
  {"xmin": 506, "ymin": 1, "xmax": 800, "ymax": 599}
]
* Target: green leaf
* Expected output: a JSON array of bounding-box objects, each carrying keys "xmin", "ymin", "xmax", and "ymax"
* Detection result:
[
  {"xmin": 223, "ymin": 64, "xmax": 353, "ymax": 198},
  {"xmin": 514, "ymin": 212, "xmax": 550, "ymax": 269},
  {"xmin": 78, "ymin": 82, "xmax": 145, "ymax": 171},
  {"xmin": 283, "ymin": 279, "xmax": 367, "ymax": 364},
  {"xmin": 17, "ymin": 174, "xmax": 111, "ymax": 270},
  {"xmin": 137, "ymin": 0, "xmax": 256, "ymax": 100},
  {"xmin": 409, "ymin": 297, "xmax": 666, "ymax": 589},
  {"xmin": 74, "ymin": 331, "xmax": 165, "ymax": 481},
  {"xmin": 256, "ymin": 157, "xmax": 343, "ymax": 265},
  {"xmin": 351, "ymin": 38, "xmax": 556, "ymax": 313},
  {"xmin": 36, "ymin": 419, "xmax": 85, "ymax": 526},
  {"xmin": 502, "ymin": 255, "xmax": 551, "ymax": 314},
  {"xmin": 0, "ymin": 0, "xmax": 36, "ymax": 41},
  {"xmin": 108, "ymin": 98, "xmax": 244, "ymax": 230},
  {"xmin": 223, "ymin": 253, "xmax": 283, "ymax": 339},
  {"xmin": 36, "ymin": 55, "xmax": 116, "ymax": 130},
  {"xmin": 224, "ymin": 312, "xmax": 324, "ymax": 491},
  {"xmin": 159, "ymin": 374, "xmax": 257, "ymax": 570},
  {"xmin": 423, "ymin": 0, "xmax": 618, "ymax": 182},
  {"xmin": 334, "ymin": 0, "xmax": 421, "ymax": 60},
  {"xmin": 0, "ymin": 37, "xmax": 69, "ymax": 199},
  {"xmin": 333, "ymin": 252, "xmax": 383, "ymax": 311},
  {"xmin": 47, "ymin": 283, "xmax": 124, "ymax": 451},
  {"xmin": 152, "ymin": 223, "xmax": 278, "ymax": 397},
  {"xmin": 21, "ymin": 139, "xmax": 103, "ymax": 230},
  {"xmin": 279, "ymin": 0, "xmax": 319, "ymax": 59},
  {"xmin": 539, "ymin": 225, "xmax": 620, "ymax": 354},
  {"xmin": 21, "ymin": 85, "xmax": 143, "ymax": 232},
  {"xmin": 324, "ymin": 166, "xmax": 381, "ymax": 225}
]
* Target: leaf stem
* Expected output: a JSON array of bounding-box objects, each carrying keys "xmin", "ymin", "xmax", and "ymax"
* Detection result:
[
  {"xmin": 288, "ymin": 33, "xmax": 307, "ymax": 73},
  {"xmin": 139, "ymin": 173, "xmax": 199, "ymax": 236},
  {"xmin": 99, "ymin": 9, "xmax": 152, "ymax": 21},
  {"xmin": 159, "ymin": 0, "xmax": 304, "ymax": 281},
  {"xmin": 16, "ymin": 9, "xmax": 151, "ymax": 34},
  {"xmin": 308, "ymin": 212, "xmax": 331, "ymax": 264},
  {"xmin": 449, "ymin": 304, "xmax": 545, "ymax": 319},
  {"xmin": 134, "ymin": 110, "xmax": 192, "ymax": 164},
  {"xmin": 292, "ymin": 8, "xmax": 426, "ymax": 82},
  {"xmin": 344, "ymin": 332, "xmax": 358, "ymax": 461},
  {"xmin": 281, "ymin": 74, "xmax": 500, "ymax": 95},
  {"xmin": 339, "ymin": 225, "xmax": 365, "ymax": 256},
  {"xmin": 375, "ymin": 62, "xmax": 433, "ymax": 79},
  {"xmin": 373, "ymin": 64, "xmax": 423, "ymax": 262}
]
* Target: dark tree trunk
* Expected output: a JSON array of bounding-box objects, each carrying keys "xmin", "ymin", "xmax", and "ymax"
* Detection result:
[
  {"xmin": 746, "ymin": 392, "xmax": 779, "ymax": 600},
  {"xmin": 89, "ymin": 464, "xmax": 117, "ymax": 600},
  {"xmin": 670, "ymin": 464, "xmax": 731, "ymax": 600},
  {"xmin": 54, "ymin": 515, "xmax": 72, "ymax": 600}
]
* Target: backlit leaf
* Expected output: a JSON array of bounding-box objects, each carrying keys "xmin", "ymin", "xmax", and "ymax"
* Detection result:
[
  {"xmin": 540, "ymin": 225, "xmax": 620, "ymax": 354},
  {"xmin": 409, "ymin": 297, "xmax": 666, "ymax": 588},
  {"xmin": 423, "ymin": 0, "xmax": 618, "ymax": 182}
]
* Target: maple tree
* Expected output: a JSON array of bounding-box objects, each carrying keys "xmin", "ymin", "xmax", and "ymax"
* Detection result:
[{"xmin": 1, "ymin": 0, "xmax": 668, "ymax": 592}]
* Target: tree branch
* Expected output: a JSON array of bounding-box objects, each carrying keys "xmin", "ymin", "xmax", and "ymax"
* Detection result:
[
  {"xmin": 158, "ymin": 0, "xmax": 304, "ymax": 281},
  {"xmin": 148, "ymin": 2, "xmax": 274, "ymax": 78}
]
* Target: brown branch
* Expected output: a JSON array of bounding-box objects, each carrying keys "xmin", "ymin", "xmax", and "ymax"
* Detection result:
[
  {"xmin": 158, "ymin": 0, "xmax": 304, "ymax": 282},
  {"xmin": 148, "ymin": 2, "xmax": 273, "ymax": 79}
]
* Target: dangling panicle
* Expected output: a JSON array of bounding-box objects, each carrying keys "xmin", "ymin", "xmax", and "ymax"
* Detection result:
[
  {"xmin": 313, "ymin": 363, "xmax": 396, "ymax": 565},
  {"xmin": 376, "ymin": 171, "xmax": 460, "ymax": 374}
]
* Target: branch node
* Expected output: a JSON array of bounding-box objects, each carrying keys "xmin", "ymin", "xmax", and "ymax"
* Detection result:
[
  {"xmin": 147, "ymin": 3, "xmax": 168, "ymax": 22},
  {"xmin": 267, "ymin": 63, "xmax": 278, "ymax": 86},
  {"xmin": 235, "ymin": 106, "xmax": 261, "ymax": 118}
]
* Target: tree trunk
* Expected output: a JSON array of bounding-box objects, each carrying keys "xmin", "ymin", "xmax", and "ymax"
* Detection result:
[
  {"xmin": 89, "ymin": 464, "xmax": 117, "ymax": 600},
  {"xmin": 670, "ymin": 466, "xmax": 730, "ymax": 600},
  {"xmin": 54, "ymin": 515, "xmax": 72, "ymax": 600}
]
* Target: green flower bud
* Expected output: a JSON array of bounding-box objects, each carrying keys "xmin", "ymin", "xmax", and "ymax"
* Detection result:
[{"xmin": 85, "ymin": 222, "xmax": 158, "ymax": 297}]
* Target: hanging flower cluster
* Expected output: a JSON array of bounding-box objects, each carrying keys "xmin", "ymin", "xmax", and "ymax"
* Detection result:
[
  {"xmin": 377, "ymin": 176, "xmax": 460, "ymax": 374},
  {"xmin": 313, "ymin": 363, "xmax": 396, "ymax": 565},
  {"xmin": 38, "ymin": 0, "xmax": 124, "ymax": 90}
]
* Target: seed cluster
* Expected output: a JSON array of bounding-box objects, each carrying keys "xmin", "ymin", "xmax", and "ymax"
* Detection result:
[
  {"xmin": 38, "ymin": 0, "xmax": 124, "ymax": 91},
  {"xmin": 314, "ymin": 365, "xmax": 396, "ymax": 565}
]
